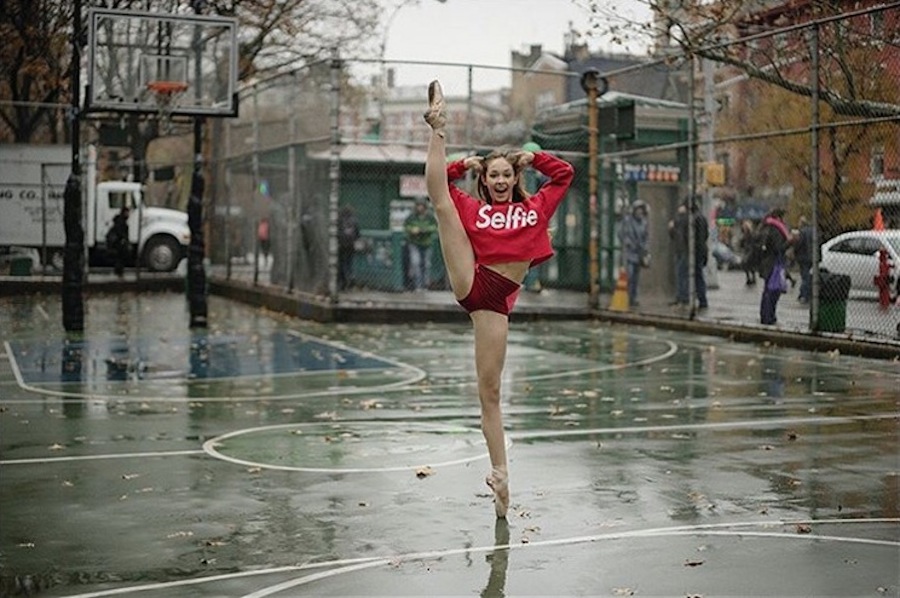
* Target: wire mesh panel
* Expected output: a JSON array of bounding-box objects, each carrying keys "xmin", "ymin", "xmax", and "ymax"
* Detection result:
[{"xmin": 197, "ymin": 5, "xmax": 899, "ymax": 342}]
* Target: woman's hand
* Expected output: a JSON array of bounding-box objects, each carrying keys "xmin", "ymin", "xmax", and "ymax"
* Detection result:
[
  {"xmin": 463, "ymin": 155, "xmax": 484, "ymax": 174},
  {"xmin": 517, "ymin": 151, "xmax": 535, "ymax": 166}
]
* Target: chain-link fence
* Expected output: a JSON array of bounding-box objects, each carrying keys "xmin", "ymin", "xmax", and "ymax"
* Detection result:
[
  {"xmin": 3, "ymin": 6, "xmax": 897, "ymax": 343},
  {"xmin": 200, "ymin": 5, "xmax": 897, "ymax": 342}
]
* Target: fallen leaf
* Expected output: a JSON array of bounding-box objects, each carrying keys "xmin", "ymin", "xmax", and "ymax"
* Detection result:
[
  {"xmin": 684, "ymin": 559, "xmax": 705, "ymax": 567},
  {"xmin": 415, "ymin": 466, "xmax": 434, "ymax": 479},
  {"xmin": 795, "ymin": 523, "xmax": 812, "ymax": 534}
]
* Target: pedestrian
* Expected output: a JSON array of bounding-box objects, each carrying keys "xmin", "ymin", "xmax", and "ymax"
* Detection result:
[
  {"xmin": 794, "ymin": 216, "xmax": 813, "ymax": 304},
  {"xmin": 738, "ymin": 219, "xmax": 758, "ymax": 286},
  {"xmin": 668, "ymin": 198, "xmax": 709, "ymax": 310},
  {"xmin": 618, "ymin": 200, "xmax": 650, "ymax": 308},
  {"xmin": 106, "ymin": 205, "xmax": 130, "ymax": 277},
  {"xmin": 337, "ymin": 206, "xmax": 360, "ymax": 291},
  {"xmin": 424, "ymin": 80, "xmax": 574, "ymax": 518},
  {"xmin": 257, "ymin": 217, "xmax": 270, "ymax": 269},
  {"xmin": 404, "ymin": 198, "xmax": 438, "ymax": 291},
  {"xmin": 758, "ymin": 207, "xmax": 792, "ymax": 325}
]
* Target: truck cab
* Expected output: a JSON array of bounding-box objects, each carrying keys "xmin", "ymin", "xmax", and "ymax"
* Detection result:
[
  {"xmin": 92, "ymin": 181, "xmax": 189, "ymax": 272},
  {"xmin": 85, "ymin": 146, "xmax": 189, "ymax": 272}
]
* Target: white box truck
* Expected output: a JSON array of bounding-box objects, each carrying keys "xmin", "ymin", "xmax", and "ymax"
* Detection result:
[{"xmin": 0, "ymin": 144, "xmax": 189, "ymax": 272}]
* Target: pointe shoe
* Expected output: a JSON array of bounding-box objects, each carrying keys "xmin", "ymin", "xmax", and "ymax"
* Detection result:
[
  {"xmin": 423, "ymin": 80, "xmax": 446, "ymax": 136},
  {"xmin": 485, "ymin": 467, "xmax": 509, "ymax": 519}
]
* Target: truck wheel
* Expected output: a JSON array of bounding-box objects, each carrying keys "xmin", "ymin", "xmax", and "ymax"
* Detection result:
[{"xmin": 142, "ymin": 236, "xmax": 182, "ymax": 272}]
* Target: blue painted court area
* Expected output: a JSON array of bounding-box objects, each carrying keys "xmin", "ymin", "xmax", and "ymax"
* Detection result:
[
  {"xmin": 7, "ymin": 330, "xmax": 399, "ymax": 385},
  {"xmin": 1, "ymin": 292, "xmax": 898, "ymax": 597}
]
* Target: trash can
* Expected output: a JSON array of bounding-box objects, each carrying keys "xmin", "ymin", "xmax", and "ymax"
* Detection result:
[
  {"xmin": 817, "ymin": 270, "xmax": 851, "ymax": 332},
  {"xmin": 9, "ymin": 256, "xmax": 33, "ymax": 277}
]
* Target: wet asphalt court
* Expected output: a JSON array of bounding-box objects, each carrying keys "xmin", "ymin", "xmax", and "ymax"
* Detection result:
[{"xmin": 1, "ymin": 292, "xmax": 898, "ymax": 598}]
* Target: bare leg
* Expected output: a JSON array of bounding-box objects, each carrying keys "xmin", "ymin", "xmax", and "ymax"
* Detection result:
[
  {"xmin": 472, "ymin": 309, "xmax": 510, "ymax": 517},
  {"xmin": 424, "ymin": 82, "xmax": 474, "ymax": 299}
]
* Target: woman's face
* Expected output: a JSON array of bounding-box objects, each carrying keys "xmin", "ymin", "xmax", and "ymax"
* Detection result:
[{"xmin": 482, "ymin": 157, "xmax": 517, "ymax": 204}]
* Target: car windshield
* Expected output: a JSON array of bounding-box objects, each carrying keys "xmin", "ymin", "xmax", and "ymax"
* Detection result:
[{"xmin": 886, "ymin": 236, "xmax": 900, "ymax": 255}]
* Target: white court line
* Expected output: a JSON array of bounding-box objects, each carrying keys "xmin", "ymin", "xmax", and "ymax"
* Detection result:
[
  {"xmin": 0, "ymin": 332, "xmax": 428, "ymax": 403},
  {"xmin": 201, "ymin": 421, "xmax": 500, "ymax": 473},
  {"xmin": 4, "ymin": 412, "xmax": 895, "ymax": 469},
  {"xmin": 510, "ymin": 412, "xmax": 899, "ymax": 441},
  {"xmin": 0, "ymin": 449, "xmax": 206, "ymax": 466},
  {"xmin": 36, "ymin": 304, "xmax": 50, "ymax": 321},
  {"xmin": 60, "ymin": 518, "xmax": 900, "ymax": 598},
  {"xmin": 0, "ymin": 334, "xmax": 675, "ymax": 404}
]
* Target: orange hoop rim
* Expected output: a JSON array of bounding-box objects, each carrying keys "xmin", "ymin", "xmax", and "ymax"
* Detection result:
[{"xmin": 146, "ymin": 80, "xmax": 189, "ymax": 96}]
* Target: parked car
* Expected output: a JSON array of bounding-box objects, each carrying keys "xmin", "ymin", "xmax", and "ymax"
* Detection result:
[{"xmin": 819, "ymin": 230, "xmax": 900, "ymax": 295}]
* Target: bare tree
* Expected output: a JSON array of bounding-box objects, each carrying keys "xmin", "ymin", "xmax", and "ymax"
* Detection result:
[
  {"xmin": 0, "ymin": 0, "xmax": 381, "ymax": 144},
  {"xmin": 584, "ymin": 0, "xmax": 900, "ymax": 118},
  {"xmin": 0, "ymin": 0, "xmax": 73, "ymax": 142}
]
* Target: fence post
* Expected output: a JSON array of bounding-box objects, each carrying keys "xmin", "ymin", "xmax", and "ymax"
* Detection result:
[
  {"xmin": 251, "ymin": 83, "xmax": 261, "ymax": 285},
  {"xmin": 327, "ymin": 49, "xmax": 342, "ymax": 303},
  {"xmin": 809, "ymin": 23, "xmax": 821, "ymax": 332},
  {"xmin": 287, "ymin": 69, "xmax": 299, "ymax": 293}
]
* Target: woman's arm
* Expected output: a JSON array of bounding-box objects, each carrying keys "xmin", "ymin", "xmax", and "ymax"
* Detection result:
[{"xmin": 530, "ymin": 152, "xmax": 575, "ymax": 216}]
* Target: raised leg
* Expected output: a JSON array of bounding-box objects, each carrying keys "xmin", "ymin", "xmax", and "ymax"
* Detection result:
[{"xmin": 424, "ymin": 81, "xmax": 474, "ymax": 299}]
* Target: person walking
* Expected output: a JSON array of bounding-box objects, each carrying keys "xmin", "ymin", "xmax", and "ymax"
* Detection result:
[
  {"xmin": 424, "ymin": 80, "xmax": 574, "ymax": 518},
  {"xmin": 758, "ymin": 208, "xmax": 792, "ymax": 325},
  {"xmin": 618, "ymin": 200, "xmax": 650, "ymax": 308},
  {"xmin": 107, "ymin": 205, "xmax": 130, "ymax": 277},
  {"xmin": 257, "ymin": 217, "xmax": 271, "ymax": 269},
  {"xmin": 738, "ymin": 219, "xmax": 758, "ymax": 286},
  {"xmin": 794, "ymin": 216, "xmax": 813, "ymax": 304},
  {"xmin": 668, "ymin": 199, "xmax": 709, "ymax": 310},
  {"xmin": 337, "ymin": 206, "xmax": 360, "ymax": 291},
  {"xmin": 404, "ymin": 198, "xmax": 438, "ymax": 291}
]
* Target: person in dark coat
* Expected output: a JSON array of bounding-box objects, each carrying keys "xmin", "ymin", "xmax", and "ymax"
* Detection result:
[
  {"xmin": 107, "ymin": 205, "xmax": 130, "ymax": 277},
  {"xmin": 668, "ymin": 198, "xmax": 709, "ymax": 310},
  {"xmin": 794, "ymin": 216, "xmax": 813, "ymax": 304},
  {"xmin": 758, "ymin": 208, "xmax": 792, "ymax": 325},
  {"xmin": 337, "ymin": 206, "xmax": 360, "ymax": 291}
]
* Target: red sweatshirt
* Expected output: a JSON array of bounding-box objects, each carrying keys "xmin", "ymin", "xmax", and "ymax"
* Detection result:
[{"xmin": 446, "ymin": 152, "xmax": 574, "ymax": 267}]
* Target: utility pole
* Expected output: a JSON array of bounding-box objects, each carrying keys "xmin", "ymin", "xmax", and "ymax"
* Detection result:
[{"xmin": 580, "ymin": 69, "xmax": 608, "ymax": 310}]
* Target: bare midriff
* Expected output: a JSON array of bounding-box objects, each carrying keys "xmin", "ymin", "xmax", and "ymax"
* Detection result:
[{"xmin": 485, "ymin": 261, "xmax": 530, "ymax": 285}]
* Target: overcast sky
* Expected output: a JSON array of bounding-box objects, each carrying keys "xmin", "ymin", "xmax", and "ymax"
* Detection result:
[{"xmin": 375, "ymin": 0, "xmax": 652, "ymax": 92}]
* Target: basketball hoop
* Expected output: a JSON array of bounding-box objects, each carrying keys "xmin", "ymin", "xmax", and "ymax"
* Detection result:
[{"xmin": 147, "ymin": 80, "xmax": 189, "ymax": 133}]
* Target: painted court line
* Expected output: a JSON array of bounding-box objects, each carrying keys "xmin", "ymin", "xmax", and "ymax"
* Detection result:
[
  {"xmin": 3, "ymin": 412, "xmax": 894, "ymax": 469},
  {"xmin": 60, "ymin": 518, "xmax": 900, "ymax": 598},
  {"xmin": 0, "ymin": 449, "xmax": 206, "ymax": 466}
]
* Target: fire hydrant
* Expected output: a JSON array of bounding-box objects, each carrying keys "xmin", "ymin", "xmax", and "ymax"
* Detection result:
[{"xmin": 874, "ymin": 248, "xmax": 893, "ymax": 309}]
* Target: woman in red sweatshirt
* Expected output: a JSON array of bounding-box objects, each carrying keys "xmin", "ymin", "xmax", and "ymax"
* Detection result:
[{"xmin": 424, "ymin": 80, "xmax": 574, "ymax": 518}]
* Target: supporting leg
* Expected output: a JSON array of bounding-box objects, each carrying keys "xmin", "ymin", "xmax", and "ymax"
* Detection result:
[{"xmin": 472, "ymin": 309, "xmax": 511, "ymax": 518}]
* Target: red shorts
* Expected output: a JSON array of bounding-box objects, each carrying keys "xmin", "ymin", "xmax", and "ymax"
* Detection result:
[{"xmin": 458, "ymin": 265, "xmax": 522, "ymax": 316}]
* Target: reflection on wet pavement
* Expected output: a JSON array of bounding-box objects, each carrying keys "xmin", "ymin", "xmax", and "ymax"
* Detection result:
[{"xmin": 1, "ymin": 293, "xmax": 897, "ymax": 597}]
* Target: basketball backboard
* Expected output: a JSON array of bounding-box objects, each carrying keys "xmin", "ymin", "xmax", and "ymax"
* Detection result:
[{"xmin": 86, "ymin": 8, "xmax": 239, "ymax": 117}]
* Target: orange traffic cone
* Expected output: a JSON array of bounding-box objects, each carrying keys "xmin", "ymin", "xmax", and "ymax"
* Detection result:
[
  {"xmin": 873, "ymin": 208, "xmax": 885, "ymax": 231},
  {"xmin": 609, "ymin": 268, "xmax": 629, "ymax": 311}
]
